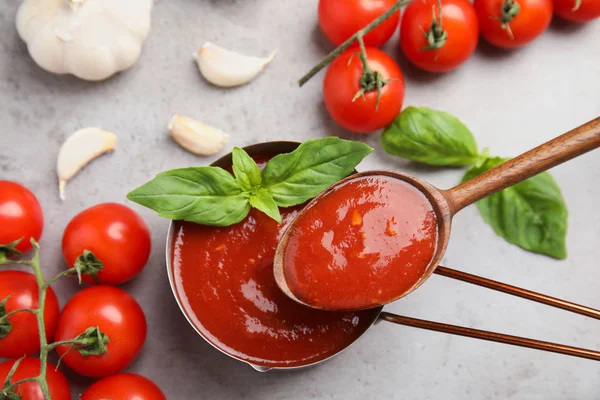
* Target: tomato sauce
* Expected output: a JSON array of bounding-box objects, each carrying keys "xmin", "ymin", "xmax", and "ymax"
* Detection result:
[
  {"xmin": 282, "ymin": 175, "xmax": 438, "ymax": 310},
  {"xmin": 171, "ymin": 158, "xmax": 380, "ymax": 368}
]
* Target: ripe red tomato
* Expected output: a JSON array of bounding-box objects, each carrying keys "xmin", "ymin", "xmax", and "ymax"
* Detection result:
[
  {"xmin": 0, "ymin": 271, "xmax": 60, "ymax": 358},
  {"xmin": 0, "ymin": 358, "xmax": 70, "ymax": 400},
  {"xmin": 62, "ymin": 203, "xmax": 151, "ymax": 285},
  {"xmin": 554, "ymin": 0, "xmax": 600, "ymax": 21},
  {"xmin": 81, "ymin": 373, "xmax": 166, "ymax": 400},
  {"xmin": 323, "ymin": 48, "xmax": 405, "ymax": 133},
  {"xmin": 54, "ymin": 286, "xmax": 147, "ymax": 378},
  {"xmin": 0, "ymin": 180, "xmax": 43, "ymax": 252},
  {"xmin": 474, "ymin": 0, "xmax": 552, "ymax": 48},
  {"xmin": 318, "ymin": 0, "xmax": 401, "ymax": 47},
  {"xmin": 400, "ymin": 0, "xmax": 479, "ymax": 72}
]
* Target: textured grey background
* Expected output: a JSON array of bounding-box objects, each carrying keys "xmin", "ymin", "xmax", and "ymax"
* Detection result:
[{"xmin": 1, "ymin": 0, "xmax": 599, "ymax": 399}]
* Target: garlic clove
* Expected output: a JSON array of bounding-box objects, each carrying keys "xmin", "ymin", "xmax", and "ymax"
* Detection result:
[
  {"xmin": 57, "ymin": 127, "xmax": 117, "ymax": 200},
  {"xmin": 193, "ymin": 42, "xmax": 276, "ymax": 88},
  {"xmin": 169, "ymin": 115, "xmax": 229, "ymax": 156}
]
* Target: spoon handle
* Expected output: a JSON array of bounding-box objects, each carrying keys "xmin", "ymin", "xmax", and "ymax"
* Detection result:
[{"xmin": 444, "ymin": 117, "xmax": 600, "ymax": 214}]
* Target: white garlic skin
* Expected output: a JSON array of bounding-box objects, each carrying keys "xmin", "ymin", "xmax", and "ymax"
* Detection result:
[
  {"xmin": 168, "ymin": 115, "xmax": 229, "ymax": 156},
  {"xmin": 16, "ymin": 0, "xmax": 153, "ymax": 81},
  {"xmin": 194, "ymin": 42, "xmax": 276, "ymax": 88},
  {"xmin": 57, "ymin": 127, "xmax": 117, "ymax": 200}
]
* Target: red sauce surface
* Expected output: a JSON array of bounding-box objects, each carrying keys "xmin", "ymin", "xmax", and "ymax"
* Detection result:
[
  {"xmin": 283, "ymin": 175, "xmax": 438, "ymax": 310},
  {"xmin": 171, "ymin": 158, "xmax": 379, "ymax": 368}
]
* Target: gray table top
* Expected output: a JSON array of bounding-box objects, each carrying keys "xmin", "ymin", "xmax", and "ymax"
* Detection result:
[{"xmin": 1, "ymin": 1, "xmax": 599, "ymax": 399}]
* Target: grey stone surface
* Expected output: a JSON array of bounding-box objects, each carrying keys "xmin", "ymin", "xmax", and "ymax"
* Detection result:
[{"xmin": 1, "ymin": 1, "xmax": 599, "ymax": 399}]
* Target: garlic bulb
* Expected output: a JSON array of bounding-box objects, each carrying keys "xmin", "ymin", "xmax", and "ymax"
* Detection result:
[
  {"xmin": 194, "ymin": 42, "xmax": 276, "ymax": 87},
  {"xmin": 168, "ymin": 116, "xmax": 229, "ymax": 156},
  {"xmin": 16, "ymin": 0, "xmax": 153, "ymax": 81},
  {"xmin": 57, "ymin": 128, "xmax": 117, "ymax": 200}
]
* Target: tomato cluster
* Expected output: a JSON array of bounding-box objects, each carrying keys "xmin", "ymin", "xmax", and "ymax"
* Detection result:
[
  {"xmin": 316, "ymin": 0, "xmax": 599, "ymax": 133},
  {"xmin": 0, "ymin": 180, "xmax": 164, "ymax": 399}
]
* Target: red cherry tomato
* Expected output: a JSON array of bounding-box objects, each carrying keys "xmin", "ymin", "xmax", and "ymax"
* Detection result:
[
  {"xmin": 54, "ymin": 286, "xmax": 147, "ymax": 378},
  {"xmin": 0, "ymin": 358, "xmax": 70, "ymax": 400},
  {"xmin": 0, "ymin": 181, "xmax": 43, "ymax": 252},
  {"xmin": 62, "ymin": 203, "xmax": 151, "ymax": 285},
  {"xmin": 400, "ymin": 0, "xmax": 479, "ymax": 72},
  {"xmin": 323, "ymin": 48, "xmax": 405, "ymax": 133},
  {"xmin": 0, "ymin": 271, "xmax": 59, "ymax": 358},
  {"xmin": 81, "ymin": 373, "xmax": 166, "ymax": 400},
  {"xmin": 318, "ymin": 0, "xmax": 401, "ymax": 47},
  {"xmin": 474, "ymin": 0, "xmax": 552, "ymax": 48},
  {"xmin": 554, "ymin": 0, "xmax": 600, "ymax": 21}
]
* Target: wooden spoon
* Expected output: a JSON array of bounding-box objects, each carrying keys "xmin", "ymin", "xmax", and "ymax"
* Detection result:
[{"xmin": 274, "ymin": 117, "xmax": 600, "ymax": 311}]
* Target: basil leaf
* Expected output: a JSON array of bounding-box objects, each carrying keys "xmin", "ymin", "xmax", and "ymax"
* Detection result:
[
  {"xmin": 249, "ymin": 188, "xmax": 282, "ymax": 223},
  {"xmin": 462, "ymin": 157, "xmax": 568, "ymax": 259},
  {"xmin": 261, "ymin": 137, "xmax": 373, "ymax": 207},
  {"xmin": 129, "ymin": 137, "xmax": 373, "ymax": 227},
  {"xmin": 232, "ymin": 147, "xmax": 261, "ymax": 192},
  {"xmin": 381, "ymin": 106, "xmax": 479, "ymax": 167},
  {"xmin": 127, "ymin": 167, "xmax": 251, "ymax": 226}
]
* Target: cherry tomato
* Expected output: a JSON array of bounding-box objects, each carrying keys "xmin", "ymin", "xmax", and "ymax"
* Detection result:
[
  {"xmin": 323, "ymin": 48, "xmax": 405, "ymax": 133},
  {"xmin": 81, "ymin": 373, "xmax": 166, "ymax": 400},
  {"xmin": 62, "ymin": 203, "xmax": 151, "ymax": 285},
  {"xmin": 0, "ymin": 271, "xmax": 60, "ymax": 358},
  {"xmin": 0, "ymin": 181, "xmax": 43, "ymax": 252},
  {"xmin": 474, "ymin": 0, "xmax": 552, "ymax": 49},
  {"xmin": 318, "ymin": 0, "xmax": 401, "ymax": 47},
  {"xmin": 400, "ymin": 0, "xmax": 479, "ymax": 72},
  {"xmin": 554, "ymin": 0, "xmax": 600, "ymax": 21},
  {"xmin": 0, "ymin": 358, "xmax": 70, "ymax": 400},
  {"xmin": 54, "ymin": 286, "xmax": 147, "ymax": 378}
]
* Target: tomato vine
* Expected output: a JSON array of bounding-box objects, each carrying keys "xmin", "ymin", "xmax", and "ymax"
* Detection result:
[
  {"xmin": 298, "ymin": 0, "xmax": 411, "ymax": 88},
  {"xmin": 0, "ymin": 239, "xmax": 108, "ymax": 400}
]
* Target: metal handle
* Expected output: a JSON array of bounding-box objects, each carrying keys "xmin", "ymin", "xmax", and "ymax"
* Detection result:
[
  {"xmin": 434, "ymin": 266, "xmax": 600, "ymax": 319},
  {"xmin": 379, "ymin": 265, "xmax": 600, "ymax": 361},
  {"xmin": 379, "ymin": 312, "xmax": 600, "ymax": 362}
]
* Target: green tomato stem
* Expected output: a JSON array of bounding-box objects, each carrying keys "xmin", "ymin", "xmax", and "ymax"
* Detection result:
[
  {"xmin": 499, "ymin": 0, "xmax": 520, "ymax": 39},
  {"xmin": 298, "ymin": 0, "xmax": 411, "ymax": 87},
  {"xmin": 28, "ymin": 242, "xmax": 52, "ymax": 399},
  {"xmin": 356, "ymin": 36, "xmax": 373, "ymax": 75},
  {"xmin": 46, "ymin": 269, "xmax": 76, "ymax": 287},
  {"xmin": 44, "ymin": 336, "xmax": 97, "ymax": 352},
  {"xmin": 1, "ymin": 308, "xmax": 37, "ymax": 319},
  {"xmin": 3, "ymin": 377, "xmax": 39, "ymax": 393},
  {"xmin": 420, "ymin": 0, "xmax": 448, "ymax": 51}
]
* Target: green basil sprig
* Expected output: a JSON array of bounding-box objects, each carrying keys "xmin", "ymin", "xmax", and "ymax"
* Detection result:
[
  {"xmin": 127, "ymin": 137, "xmax": 372, "ymax": 226},
  {"xmin": 381, "ymin": 106, "xmax": 569, "ymax": 260},
  {"xmin": 462, "ymin": 158, "xmax": 568, "ymax": 260},
  {"xmin": 381, "ymin": 106, "xmax": 480, "ymax": 167}
]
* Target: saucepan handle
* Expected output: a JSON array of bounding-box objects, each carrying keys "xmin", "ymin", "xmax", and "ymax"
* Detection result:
[
  {"xmin": 378, "ymin": 265, "xmax": 600, "ymax": 362},
  {"xmin": 379, "ymin": 312, "xmax": 600, "ymax": 362},
  {"xmin": 443, "ymin": 117, "xmax": 600, "ymax": 215}
]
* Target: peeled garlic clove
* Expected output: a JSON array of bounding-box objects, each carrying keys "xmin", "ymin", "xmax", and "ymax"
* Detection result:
[
  {"xmin": 169, "ymin": 115, "xmax": 229, "ymax": 156},
  {"xmin": 57, "ymin": 127, "xmax": 117, "ymax": 200},
  {"xmin": 194, "ymin": 42, "xmax": 276, "ymax": 87}
]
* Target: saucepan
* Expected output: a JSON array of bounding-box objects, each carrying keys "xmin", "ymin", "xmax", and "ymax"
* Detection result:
[{"xmin": 166, "ymin": 135, "xmax": 600, "ymax": 372}]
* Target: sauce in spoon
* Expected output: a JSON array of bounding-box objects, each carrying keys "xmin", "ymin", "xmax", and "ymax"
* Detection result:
[{"xmin": 282, "ymin": 175, "xmax": 438, "ymax": 310}]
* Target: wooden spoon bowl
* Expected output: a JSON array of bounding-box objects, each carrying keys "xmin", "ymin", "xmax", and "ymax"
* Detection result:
[{"xmin": 274, "ymin": 170, "xmax": 453, "ymax": 308}]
